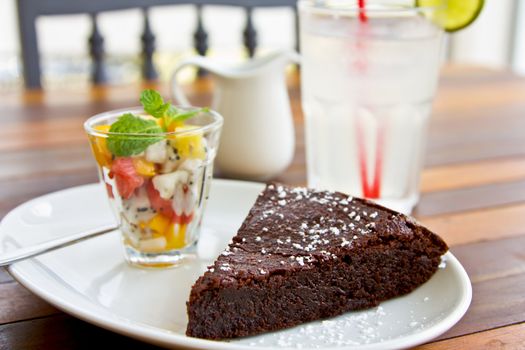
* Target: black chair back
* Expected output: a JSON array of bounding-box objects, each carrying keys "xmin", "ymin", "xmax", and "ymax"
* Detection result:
[{"xmin": 16, "ymin": 0, "xmax": 299, "ymax": 89}]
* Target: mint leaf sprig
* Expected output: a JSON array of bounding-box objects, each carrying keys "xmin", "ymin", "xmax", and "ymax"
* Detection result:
[
  {"xmin": 105, "ymin": 89, "xmax": 208, "ymax": 157},
  {"xmin": 140, "ymin": 89, "xmax": 208, "ymax": 131},
  {"xmin": 107, "ymin": 114, "xmax": 163, "ymax": 157}
]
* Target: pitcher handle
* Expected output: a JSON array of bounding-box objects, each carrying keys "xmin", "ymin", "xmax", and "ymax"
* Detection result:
[{"xmin": 170, "ymin": 56, "xmax": 210, "ymax": 106}]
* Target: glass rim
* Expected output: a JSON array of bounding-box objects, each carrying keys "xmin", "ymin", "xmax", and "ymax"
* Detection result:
[
  {"xmin": 298, "ymin": 0, "xmax": 439, "ymax": 15},
  {"xmin": 84, "ymin": 106, "xmax": 223, "ymax": 137}
]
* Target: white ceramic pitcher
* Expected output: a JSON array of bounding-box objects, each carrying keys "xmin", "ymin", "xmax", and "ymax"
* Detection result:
[{"xmin": 171, "ymin": 51, "xmax": 300, "ymax": 180}]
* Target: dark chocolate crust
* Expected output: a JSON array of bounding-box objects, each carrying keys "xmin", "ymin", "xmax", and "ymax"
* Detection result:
[{"xmin": 186, "ymin": 183, "xmax": 448, "ymax": 339}]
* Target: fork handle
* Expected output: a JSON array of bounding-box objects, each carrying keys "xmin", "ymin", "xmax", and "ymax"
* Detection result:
[{"xmin": 0, "ymin": 224, "xmax": 118, "ymax": 267}]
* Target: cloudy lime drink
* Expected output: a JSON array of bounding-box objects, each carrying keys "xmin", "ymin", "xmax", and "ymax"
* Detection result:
[{"xmin": 299, "ymin": 0, "xmax": 443, "ymax": 213}]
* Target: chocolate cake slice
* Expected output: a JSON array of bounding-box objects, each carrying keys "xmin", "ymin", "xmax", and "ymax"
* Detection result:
[{"xmin": 186, "ymin": 183, "xmax": 448, "ymax": 339}]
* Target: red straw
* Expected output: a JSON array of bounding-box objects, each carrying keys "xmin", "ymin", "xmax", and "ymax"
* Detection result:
[
  {"xmin": 369, "ymin": 125, "xmax": 383, "ymax": 198},
  {"xmin": 358, "ymin": 0, "xmax": 368, "ymax": 22},
  {"xmin": 356, "ymin": 119, "xmax": 383, "ymax": 199},
  {"xmin": 354, "ymin": 0, "xmax": 384, "ymax": 199},
  {"xmin": 356, "ymin": 119, "xmax": 369, "ymax": 197}
]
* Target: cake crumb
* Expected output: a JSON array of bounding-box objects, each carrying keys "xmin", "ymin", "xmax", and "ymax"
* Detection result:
[
  {"xmin": 292, "ymin": 243, "xmax": 304, "ymax": 250},
  {"xmin": 219, "ymin": 265, "xmax": 231, "ymax": 271},
  {"xmin": 341, "ymin": 238, "xmax": 351, "ymax": 247},
  {"xmin": 438, "ymin": 256, "xmax": 447, "ymax": 269},
  {"xmin": 330, "ymin": 227, "xmax": 340, "ymax": 235}
]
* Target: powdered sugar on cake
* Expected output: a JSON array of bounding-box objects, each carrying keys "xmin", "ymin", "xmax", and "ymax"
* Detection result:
[{"xmin": 231, "ymin": 183, "xmax": 383, "ymax": 260}]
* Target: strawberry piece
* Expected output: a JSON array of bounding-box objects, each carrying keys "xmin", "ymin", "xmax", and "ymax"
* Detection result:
[
  {"xmin": 110, "ymin": 157, "xmax": 144, "ymax": 199},
  {"xmin": 180, "ymin": 213, "xmax": 193, "ymax": 225},
  {"xmin": 170, "ymin": 213, "xmax": 193, "ymax": 225},
  {"xmin": 146, "ymin": 180, "xmax": 175, "ymax": 219}
]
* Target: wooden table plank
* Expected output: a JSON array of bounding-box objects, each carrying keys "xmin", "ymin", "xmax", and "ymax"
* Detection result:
[
  {"xmin": 436, "ymin": 236, "xmax": 525, "ymax": 340},
  {"xmin": 441, "ymin": 292, "xmax": 525, "ymax": 342},
  {"xmin": 416, "ymin": 179, "xmax": 525, "ymax": 217},
  {"xmin": 0, "ymin": 314, "xmax": 164, "ymax": 350},
  {"xmin": 0, "ymin": 172, "xmax": 98, "ymax": 219},
  {"xmin": 426, "ymin": 111, "xmax": 525, "ymax": 167},
  {"xmin": 450, "ymin": 235, "xmax": 525, "ymax": 284},
  {"xmin": 0, "ymin": 282, "xmax": 59, "ymax": 325},
  {"xmin": 0, "ymin": 146, "xmax": 94, "ymax": 181},
  {"xmin": 420, "ymin": 157, "xmax": 525, "ymax": 193},
  {"xmin": 0, "ymin": 269, "xmax": 13, "ymax": 284},
  {"xmin": 434, "ymin": 79, "xmax": 525, "ymax": 117},
  {"xmin": 416, "ymin": 323, "xmax": 525, "ymax": 350},
  {"xmin": 419, "ymin": 203, "xmax": 525, "ymax": 246}
]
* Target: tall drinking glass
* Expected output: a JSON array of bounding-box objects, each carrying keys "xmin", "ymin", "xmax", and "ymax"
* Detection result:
[{"xmin": 299, "ymin": 1, "xmax": 443, "ymax": 214}]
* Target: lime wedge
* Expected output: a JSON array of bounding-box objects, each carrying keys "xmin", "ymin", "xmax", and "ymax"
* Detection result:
[{"xmin": 416, "ymin": 0, "xmax": 484, "ymax": 32}]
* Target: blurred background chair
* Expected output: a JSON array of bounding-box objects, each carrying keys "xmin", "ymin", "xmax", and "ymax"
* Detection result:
[
  {"xmin": 4, "ymin": 0, "xmax": 525, "ymax": 91},
  {"xmin": 15, "ymin": 0, "xmax": 298, "ymax": 89}
]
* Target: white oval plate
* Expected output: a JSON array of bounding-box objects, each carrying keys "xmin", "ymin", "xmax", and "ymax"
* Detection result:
[{"xmin": 1, "ymin": 179, "xmax": 471, "ymax": 350}]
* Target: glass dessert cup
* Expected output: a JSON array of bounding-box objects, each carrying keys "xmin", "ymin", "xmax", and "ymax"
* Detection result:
[{"xmin": 84, "ymin": 107, "xmax": 223, "ymax": 268}]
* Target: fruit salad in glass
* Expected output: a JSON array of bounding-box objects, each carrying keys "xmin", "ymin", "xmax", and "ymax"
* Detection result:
[{"xmin": 84, "ymin": 90, "xmax": 222, "ymax": 267}]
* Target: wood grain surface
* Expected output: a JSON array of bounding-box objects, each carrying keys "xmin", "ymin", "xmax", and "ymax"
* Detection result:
[
  {"xmin": 1, "ymin": 65, "xmax": 524, "ymax": 349},
  {"xmin": 416, "ymin": 323, "xmax": 525, "ymax": 350}
]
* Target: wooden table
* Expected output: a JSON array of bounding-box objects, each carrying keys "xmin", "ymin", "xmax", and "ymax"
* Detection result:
[{"xmin": 1, "ymin": 65, "xmax": 525, "ymax": 349}]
